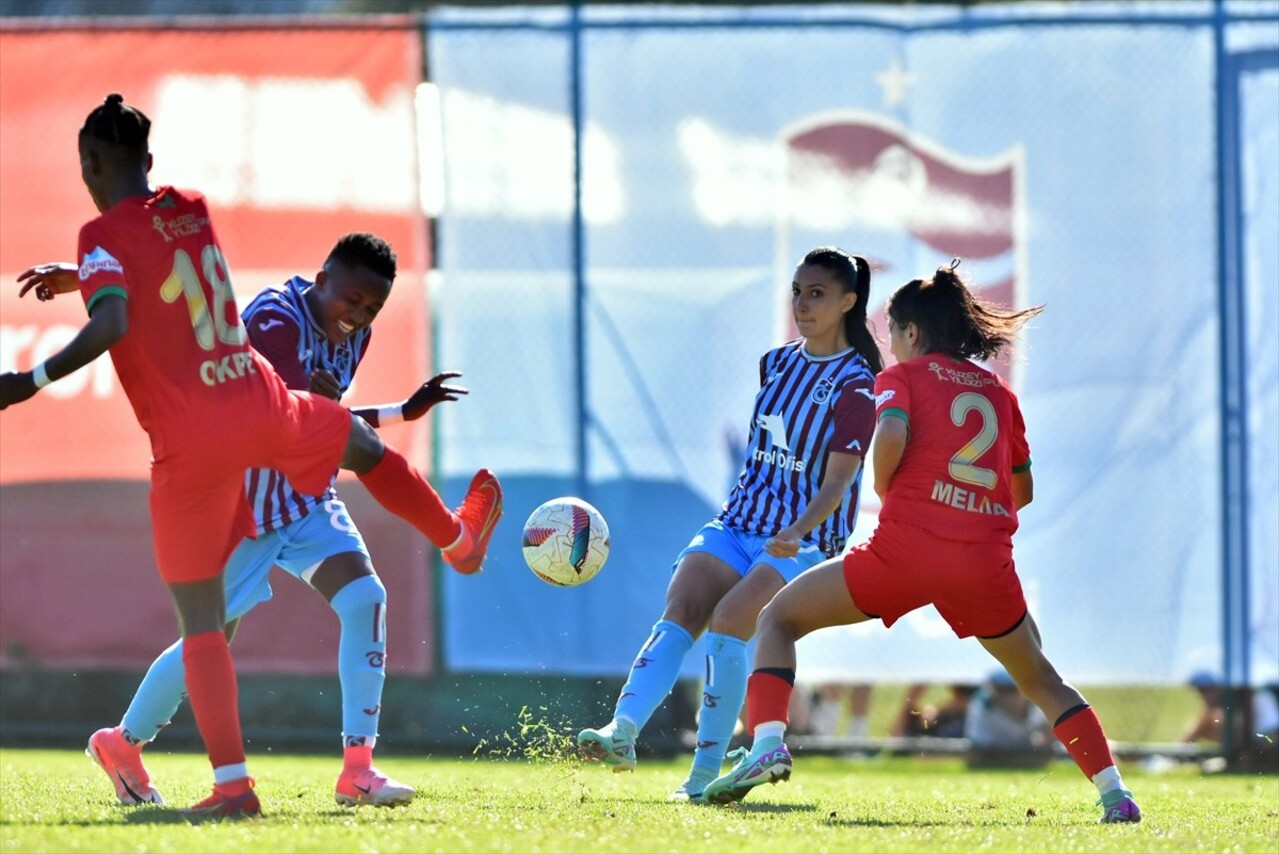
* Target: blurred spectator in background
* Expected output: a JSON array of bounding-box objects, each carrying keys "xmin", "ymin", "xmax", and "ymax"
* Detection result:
[
  {"xmin": 892, "ymin": 683, "xmax": 976, "ymax": 739},
  {"xmin": 800, "ymin": 683, "xmax": 873, "ymax": 738},
  {"xmin": 1183, "ymin": 673, "xmax": 1279, "ymax": 771},
  {"xmin": 965, "ymin": 669, "xmax": 1053, "ymax": 769}
]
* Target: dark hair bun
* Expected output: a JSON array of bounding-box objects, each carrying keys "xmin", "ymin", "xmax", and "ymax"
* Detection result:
[{"xmin": 105, "ymin": 93, "xmax": 125, "ymax": 106}]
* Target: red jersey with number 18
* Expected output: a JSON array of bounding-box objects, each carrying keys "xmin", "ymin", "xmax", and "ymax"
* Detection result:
[
  {"xmin": 76, "ymin": 187, "xmax": 278, "ymax": 455},
  {"xmin": 874, "ymin": 355, "xmax": 1031, "ymax": 544}
]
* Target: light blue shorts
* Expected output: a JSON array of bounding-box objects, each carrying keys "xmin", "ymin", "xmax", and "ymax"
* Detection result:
[
  {"xmin": 674, "ymin": 518, "xmax": 824, "ymax": 584},
  {"xmin": 224, "ymin": 497, "xmax": 369, "ymax": 622}
]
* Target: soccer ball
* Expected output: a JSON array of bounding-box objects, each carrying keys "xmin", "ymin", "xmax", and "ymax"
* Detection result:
[{"xmin": 521, "ymin": 497, "xmax": 610, "ymax": 587}]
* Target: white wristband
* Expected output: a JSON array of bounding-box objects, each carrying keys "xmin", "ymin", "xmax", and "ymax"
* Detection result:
[
  {"xmin": 32, "ymin": 362, "xmax": 53, "ymax": 389},
  {"xmin": 376, "ymin": 404, "xmax": 405, "ymax": 426}
]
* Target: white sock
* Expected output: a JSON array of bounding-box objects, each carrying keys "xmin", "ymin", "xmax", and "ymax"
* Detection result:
[
  {"xmin": 850, "ymin": 715, "xmax": 869, "ymax": 739},
  {"xmin": 213, "ymin": 762, "xmax": 249, "ymax": 785},
  {"xmin": 1092, "ymin": 765, "xmax": 1124, "ymax": 795},
  {"xmin": 754, "ymin": 720, "xmax": 786, "ymax": 744}
]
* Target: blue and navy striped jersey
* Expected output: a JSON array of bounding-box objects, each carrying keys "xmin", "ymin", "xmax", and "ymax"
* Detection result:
[
  {"xmin": 240, "ymin": 276, "xmax": 372, "ymax": 534},
  {"xmin": 718, "ymin": 340, "xmax": 877, "ymax": 556}
]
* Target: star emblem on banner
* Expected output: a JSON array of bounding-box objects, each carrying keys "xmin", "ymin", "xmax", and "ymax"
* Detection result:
[{"xmin": 876, "ymin": 57, "xmax": 915, "ymax": 107}]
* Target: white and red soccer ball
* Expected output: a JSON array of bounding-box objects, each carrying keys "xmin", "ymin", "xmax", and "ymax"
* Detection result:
[{"xmin": 521, "ymin": 497, "xmax": 610, "ymax": 587}]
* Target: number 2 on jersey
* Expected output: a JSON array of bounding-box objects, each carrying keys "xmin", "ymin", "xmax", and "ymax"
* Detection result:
[
  {"xmin": 948, "ymin": 392, "xmax": 998, "ymax": 489},
  {"xmin": 160, "ymin": 245, "xmax": 245, "ymax": 350}
]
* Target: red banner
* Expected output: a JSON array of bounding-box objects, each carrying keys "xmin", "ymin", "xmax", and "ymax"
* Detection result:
[{"xmin": 0, "ymin": 25, "xmax": 436, "ymax": 675}]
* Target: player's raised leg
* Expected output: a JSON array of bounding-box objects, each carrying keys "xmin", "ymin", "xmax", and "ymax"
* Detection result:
[
  {"xmin": 341, "ymin": 417, "xmax": 502, "ymax": 575},
  {"xmin": 579, "ymin": 554, "xmax": 739, "ymax": 772},
  {"xmin": 979, "ymin": 614, "xmax": 1141, "ymax": 823},
  {"xmin": 704, "ymin": 558, "xmax": 867, "ymax": 804}
]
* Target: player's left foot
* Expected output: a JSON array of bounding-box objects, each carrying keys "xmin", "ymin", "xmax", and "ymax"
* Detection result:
[
  {"xmin": 702, "ymin": 742, "xmax": 792, "ymax": 805},
  {"xmin": 335, "ymin": 766, "xmax": 416, "ymax": 807},
  {"xmin": 1098, "ymin": 790, "xmax": 1142, "ymax": 824},
  {"xmin": 443, "ymin": 469, "xmax": 503, "ymax": 575},
  {"xmin": 183, "ymin": 779, "xmax": 261, "ymax": 822},
  {"xmin": 577, "ymin": 721, "xmax": 638, "ymax": 772},
  {"xmin": 85, "ymin": 726, "xmax": 164, "ymax": 805}
]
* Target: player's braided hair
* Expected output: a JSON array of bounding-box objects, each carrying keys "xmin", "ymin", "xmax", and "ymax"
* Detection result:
[
  {"xmin": 327, "ymin": 232, "xmax": 397, "ymax": 282},
  {"xmin": 802, "ymin": 246, "xmax": 884, "ymax": 373},
  {"xmin": 79, "ymin": 93, "xmax": 151, "ymax": 153},
  {"xmin": 887, "ymin": 260, "xmax": 1044, "ymax": 362}
]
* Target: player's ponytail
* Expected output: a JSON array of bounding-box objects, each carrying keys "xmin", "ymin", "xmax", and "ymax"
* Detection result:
[
  {"xmin": 80, "ymin": 93, "xmax": 151, "ymax": 154},
  {"xmin": 888, "ymin": 260, "xmax": 1044, "ymax": 362},
  {"xmin": 803, "ymin": 247, "xmax": 884, "ymax": 374}
]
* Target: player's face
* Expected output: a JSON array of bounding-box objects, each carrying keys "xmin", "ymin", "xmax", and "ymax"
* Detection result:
[
  {"xmin": 791, "ymin": 262, "xmax": 856, "ymax": 345},
  {"xmin": 888, "ymin": 318, "xmax": 921, "ymax": 363},
  {"xmin": 78, "ymin": 139, "xmax": 110, "ymax": 214},
  {"xmin": 310, "ymin": 262, "xmax": 392, "ymax": 344}
]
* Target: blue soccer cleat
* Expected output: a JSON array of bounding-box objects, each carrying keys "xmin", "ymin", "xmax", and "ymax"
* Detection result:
[{"xmin": 702, "ymin": 742, "xmax": 793, "ymax": 805}]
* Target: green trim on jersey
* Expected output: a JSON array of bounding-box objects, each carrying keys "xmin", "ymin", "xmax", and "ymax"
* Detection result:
[
  {"xmin": 85, "ymin": 286, "xmax": 128, "ymax": 315},
  {"xmin": 879, "ymin": 407, "xmax": 909, "ymax": 425},
  {"xmin": 1012, "ymin": 458, "xmax": 1033, "ymax": 474}
]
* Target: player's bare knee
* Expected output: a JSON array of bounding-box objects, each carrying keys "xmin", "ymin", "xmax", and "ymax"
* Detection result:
[
  {"xmin": 661, "ymin": 600, "xmax": 708, "ymax": 636},
  {"xmin": 757, "ymin": 598, "xmax": 799, "ymax": 641},
  {"xmin": 341, "ymin": 416, "xmax": 386, "ymax": 473},
  {"xmin": 707, "ymin": 604, "xmax": 755, "ymax": 640}
]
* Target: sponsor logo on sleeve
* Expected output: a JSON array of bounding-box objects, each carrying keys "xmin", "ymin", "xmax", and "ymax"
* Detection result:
[
  {"xmin": 78, "ymin": 245, "xmax": 124, "ymax": 281},
  {"xmin": 874, "ymin": 389, "xmax": 896, "ymax": 408}
]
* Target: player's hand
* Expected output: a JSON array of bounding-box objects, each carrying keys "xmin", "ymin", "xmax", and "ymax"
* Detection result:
[
  {"xmin": 18, "ymin": 263, "xmax": 79, "ymax": 302},
  {"xmin": 402, "ymin": 371, "xmax": 468, "ymax": 421},
  {"xmin": 764, "ymin": 528, "xmax": 801, "ymax": 558},
  {"xmin": 309, "ymin": 368, "xmax": 342, "ymax": 401},
  {"xmin": 0, "ymin": 372, "xmax": 38, "ymax": 410}
]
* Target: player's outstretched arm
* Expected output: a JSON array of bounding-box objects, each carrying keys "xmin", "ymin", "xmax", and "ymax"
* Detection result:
[
  {"xmin": 17, "ymin": 262, "xmax": 80, "ymax": 302},
  {"xmin": 0, "ymin": 293, "xmax": 127, "ymax": 410},
  {"xmin": 352, "ymin": 371, "xmax": 468, "ymax": 428}
]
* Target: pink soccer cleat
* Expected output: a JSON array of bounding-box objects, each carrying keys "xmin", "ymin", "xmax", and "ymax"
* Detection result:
[
  {"xmin": 86, "ymin": 726, "xmax": 163, "ymax": 805},
  {"xmin": 335, "ymin": 766, "xmax": 416, "ymax": 806}
]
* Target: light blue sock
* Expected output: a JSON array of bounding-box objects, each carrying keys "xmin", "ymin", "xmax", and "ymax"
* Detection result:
[
  {"xmin": 692, "ymin": 632, "xmax": 748, "ymax": 775},
  {"xmin": 614, "ymin": 619, "xmax": 694, "ymax": 732},
  {"xmin": 120, "ymin": 638, "xmax": 187, "ymax": 743},
  {"xmin": 331, "ymin": 575, "xmax": 388, "ymax": 745}
]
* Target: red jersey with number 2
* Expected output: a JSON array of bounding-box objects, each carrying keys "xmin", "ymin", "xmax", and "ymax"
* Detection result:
[
  {"xmin": 874, "ymin": 355, "xmax": 1030, "ymax": 544},
  {"xmin": 76, "ymin": 187, "xmax": 277, "ymax": 456}
]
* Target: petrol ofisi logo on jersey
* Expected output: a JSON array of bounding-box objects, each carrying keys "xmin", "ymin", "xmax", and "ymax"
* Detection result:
[
  {"xmin": 775, "ymin": 111, "xmax": 1026, "ymax": 384},
  {"xmin": 755, "ymin": 412, "xmax": 806, "ymax": 472}
]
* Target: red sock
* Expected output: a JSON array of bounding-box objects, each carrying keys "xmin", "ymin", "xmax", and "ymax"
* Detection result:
[
  {"xmin": 746, "ymin": 671, "xmax": 794, "ymax": 733},
  {"xmin": 344, "ymin": 744, "xmax": 373, "ymax": 771},
  {"xmin": 357, "ymin": 448, "xmax": 461, "ymax": 548},
  {"xmin": 182, "ymin": 631, "xmax": 246, "ymax": 771},
  {"xmin": 1052, "ymin": 705, "xmax": 1116, "ymax": 779}
]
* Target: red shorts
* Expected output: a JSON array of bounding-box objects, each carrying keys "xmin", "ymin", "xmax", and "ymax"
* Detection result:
[
  {"xmin": 842, "ymin": 520, "xmax": 1026, "ymax": 639},
  {"xmin": 149, "ymin": 389, "xmax": 352, "ymax": 584}
]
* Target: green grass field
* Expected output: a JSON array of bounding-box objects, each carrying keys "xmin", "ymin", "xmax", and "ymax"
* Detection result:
[{"xmin": 2, "ymin": 746, "xmax": 1276, "ymax": 853}]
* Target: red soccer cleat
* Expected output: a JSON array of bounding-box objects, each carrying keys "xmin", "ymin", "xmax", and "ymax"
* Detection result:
[
  {"xmin": 442, "ymin": 469, "xmax": 503, "ymax": 575},
  {"xmin": 183, "ymin": 779, "xmax": 261, "ymax": 822}
]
